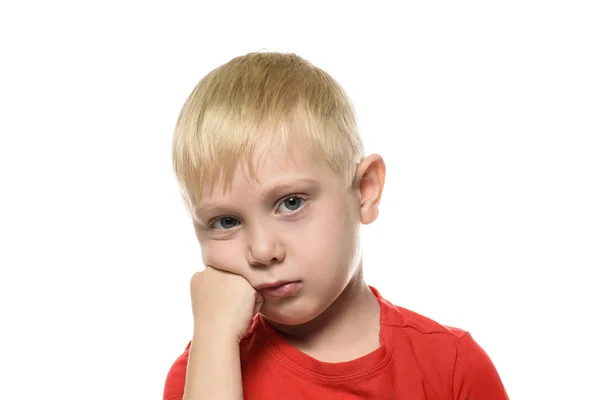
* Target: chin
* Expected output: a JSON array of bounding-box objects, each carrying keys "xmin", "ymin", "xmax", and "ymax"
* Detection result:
[{"xmin": 259, "ymin": 297, "xmax": 324, "ymax": 326}]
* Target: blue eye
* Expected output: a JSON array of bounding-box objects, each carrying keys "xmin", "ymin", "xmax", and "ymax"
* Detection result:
[
  {"xmin": 278, "ymin": 196, "xmax": 304, "ymax": 213},
  {"xmin": 212, "ymin": 217, "xmax": 240, "ymax": 230}
]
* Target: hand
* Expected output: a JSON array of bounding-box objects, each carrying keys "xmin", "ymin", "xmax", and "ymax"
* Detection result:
[{"xmin": 189, "ymin": 266, "xmax": 264, "ymax": 343}]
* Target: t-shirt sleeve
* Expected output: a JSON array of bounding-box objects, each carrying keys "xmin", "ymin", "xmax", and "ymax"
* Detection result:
[
  {"xmin": 452, "ymin": 333, "xmax": 509, "ymax": 399},
  {"xmin": 163, "ymin": 342, "xmax": 191, "ymax": 400}
]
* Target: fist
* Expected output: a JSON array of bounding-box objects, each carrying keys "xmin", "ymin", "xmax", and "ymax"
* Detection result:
[{"xmin": 190, "ymin": 266, "xmax": 264, "ymax": 342}]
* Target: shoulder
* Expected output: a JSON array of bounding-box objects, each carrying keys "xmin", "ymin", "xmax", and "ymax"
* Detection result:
[
  {"xmin": 377, "ymin": 290, "xmax": 508, "ymax": 399},
  {"xmin": 376, "ymin": 287, "xmax": 470, "ymax": 346},
  {"xmin": 385, "ymin": 301, "xmax": 471, "ymax": 369},
  {"xmin": 392, "ymin": 303, "xmax": 470, "ymax": 339},
  {"xmin": 163, "ymin": 342, "xmax": 190, "ymax": 400},
  {"xmin": 452, "ymin": 332, "xmax": 509, "ymax": 399}
]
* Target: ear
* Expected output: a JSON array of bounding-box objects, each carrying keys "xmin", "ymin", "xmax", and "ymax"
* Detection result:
[{"xmin": 354, "ymin": 154, "xmax": 386, "ymax": 224}]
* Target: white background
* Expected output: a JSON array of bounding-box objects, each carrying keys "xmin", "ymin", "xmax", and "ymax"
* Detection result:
[{"xmin": 1, "ymin": 1, "xmax": 598, "ymax": 399}]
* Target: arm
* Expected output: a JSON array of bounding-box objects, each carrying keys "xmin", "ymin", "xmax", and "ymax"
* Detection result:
[
  {"xmin": 179, "ymin": 267, "xmax": 263, "ymax": 400},
  {"xmin": 182, "ymin": 332, "xmax": 243, "ymax": 400}
]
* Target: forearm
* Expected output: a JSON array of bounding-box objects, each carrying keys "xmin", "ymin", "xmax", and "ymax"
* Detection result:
[{"xmin": 182, "ymin": 333, "xmax": 243, "ymax": 400}]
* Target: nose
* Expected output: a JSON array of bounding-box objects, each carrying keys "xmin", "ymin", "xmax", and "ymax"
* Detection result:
[{"xmin": 246, "ymin": 224, "xmax": 285, "ymax": 268}]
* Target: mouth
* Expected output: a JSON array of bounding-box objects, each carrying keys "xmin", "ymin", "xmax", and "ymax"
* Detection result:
[{"xmin": 256, "ymin": 281, "xmax": 302, "ymax": 299}]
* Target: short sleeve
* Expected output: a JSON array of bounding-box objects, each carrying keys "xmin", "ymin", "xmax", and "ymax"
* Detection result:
[
  {"xmin": 452, "ymin": 333, "xmax": 509, "ymax": 399},
  {"xmin": 163, "ymin": 342, "xmax": 191, "ymax": 400}
]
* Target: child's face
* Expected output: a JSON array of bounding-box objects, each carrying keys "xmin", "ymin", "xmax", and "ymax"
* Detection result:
[{"xmin": 192, "ymin": 132, "xmax": 378, "ymax": 326}]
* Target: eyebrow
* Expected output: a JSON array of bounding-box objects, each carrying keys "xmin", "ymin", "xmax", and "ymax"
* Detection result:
[{"xmin": 192, "ymin": 178, "xmax": 321, "ymax": 222}]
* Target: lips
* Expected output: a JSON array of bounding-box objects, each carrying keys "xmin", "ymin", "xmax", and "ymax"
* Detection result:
[{"xmin": 256, "ymin": 281, "xmax": 302, "ymax": 299}]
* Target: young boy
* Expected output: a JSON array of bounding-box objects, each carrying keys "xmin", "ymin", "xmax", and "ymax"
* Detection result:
[{"xmin": 163, "ymin": 52, "xmax": 509, "ymax": 399}]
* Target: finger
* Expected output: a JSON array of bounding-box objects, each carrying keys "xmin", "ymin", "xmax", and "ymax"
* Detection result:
[{"xmin": 254, "ymin": 291, "xmax": 265, "ymax": 315}]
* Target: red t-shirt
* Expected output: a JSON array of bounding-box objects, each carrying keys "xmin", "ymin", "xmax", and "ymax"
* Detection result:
[{"xmin": 163, "ymin": 287, "xmax": 508, "ymax": 399}]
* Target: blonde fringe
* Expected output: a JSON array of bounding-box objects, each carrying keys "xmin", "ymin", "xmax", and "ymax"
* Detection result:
[{"xmin": 172, "ymin": 52, "xmax": 364, "ymax": 213}]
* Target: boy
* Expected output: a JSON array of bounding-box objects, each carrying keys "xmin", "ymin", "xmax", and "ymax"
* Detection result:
[{"xmin": 164, "ymin": 52, "xmax": 509, "ymax": 399}]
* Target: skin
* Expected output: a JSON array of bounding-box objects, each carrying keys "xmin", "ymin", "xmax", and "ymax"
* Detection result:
[{"xmin": 183, "ymin": 124, "xmax": 386, "ymax": 399}]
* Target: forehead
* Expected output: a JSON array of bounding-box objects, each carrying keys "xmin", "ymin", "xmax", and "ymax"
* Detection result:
[{"xmin": 201, "ymin": 133, "xmax": 333, "ymax": 203}]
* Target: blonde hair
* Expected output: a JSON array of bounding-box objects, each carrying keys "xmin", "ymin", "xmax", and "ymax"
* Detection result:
[{"xmin": 172, "ymin": 52, "xmax": 364, "ymax": 212}]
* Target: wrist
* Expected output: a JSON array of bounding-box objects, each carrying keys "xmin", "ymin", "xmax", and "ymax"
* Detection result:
[{"xmin": 193, "ymin": 326, "xmax": 240, "ymax": 346}]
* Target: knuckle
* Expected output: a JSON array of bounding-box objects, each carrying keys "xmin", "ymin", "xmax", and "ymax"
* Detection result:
[{"xmin": 190, "ymin": 270, "xmax": 204, "ymax": 286}]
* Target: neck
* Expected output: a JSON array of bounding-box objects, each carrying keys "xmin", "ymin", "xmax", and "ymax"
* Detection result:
[{"xmin": 266, "ymin": 263, "xmax": 381, "ymax": 358}]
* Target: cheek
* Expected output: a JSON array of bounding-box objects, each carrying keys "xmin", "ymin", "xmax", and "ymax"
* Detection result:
[
  {"xmin": 296, "ymin": 199, "xmax": 359, "ymax": 270},
  {"xmin": 200, "ymin": 239, "xmax": 247, "ymax": 275}
]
